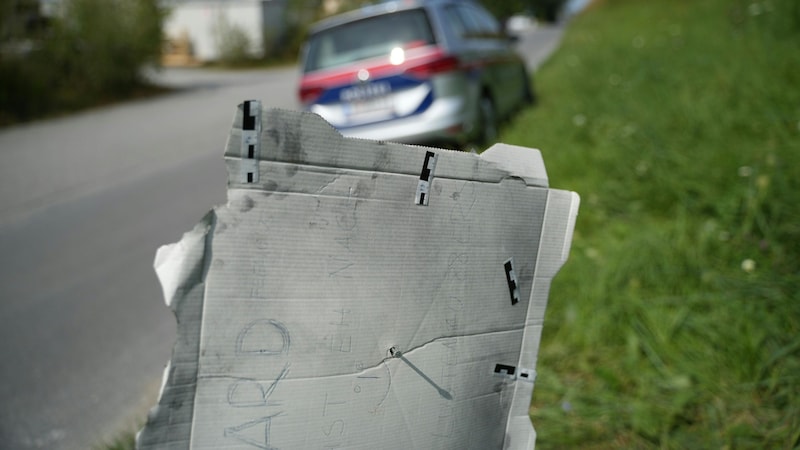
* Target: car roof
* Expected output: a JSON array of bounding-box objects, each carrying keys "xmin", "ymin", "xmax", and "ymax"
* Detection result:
[{"xmin": 308, "ymin": 0, "xmax": 479, "ymax": 34}]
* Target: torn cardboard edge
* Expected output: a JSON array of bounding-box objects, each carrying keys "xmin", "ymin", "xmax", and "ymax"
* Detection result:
[
  {"xmin": 225, "ymin": 103, "xmax": 549, "ymax": 193},
  {"xmin": 137, "ymin": 103, "xmax": 579, "ymax": 450}
]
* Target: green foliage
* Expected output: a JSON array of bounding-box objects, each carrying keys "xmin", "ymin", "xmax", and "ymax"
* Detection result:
[
  {"xmin": 51, "ymin": 0, "xmax": 163, "ymax": 97},
  {"xmin": 0, "ymin": 0, "xmax": 164, "ymax": 123},
  {"xmin": 261, "ymin": 0, "xmax": 323, "ymax": 62},
  {"xmin": 0, "ymin": 51, "xmax": 50, "ymax": 123},
  {"xmin": 500, "ymin": 0, "xmax": 800, "ymax": 447},
  {"xmin": 94, "ymin": 431, "xmax": 135, "ymax": 450},
  {"xmin": 215, "ymin": 14, "xmax": 253, "ymax": 66}
]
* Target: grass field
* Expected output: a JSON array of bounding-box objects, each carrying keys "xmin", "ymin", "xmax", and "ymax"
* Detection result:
[{"xmin": 500, "ymin": 0, "xmax": 800, "ymax": 448}]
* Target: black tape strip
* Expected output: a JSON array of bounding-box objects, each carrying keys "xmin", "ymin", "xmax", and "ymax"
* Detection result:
[
  {"xmin": 248, "ymin": 145, "xmax": 255, "ymax": 159},
  {"xmin": 247, "ymin": 173, "xmax": 253, "ymax": 183},
  {"xmin": 415, "ymin": 151, "xmax": 437, "ymax": 206},
  {"xmin": 519, "ymin": 371, "xmax": 530, "ymax": 379},
  {"xmin": 243, "ymin": 100, "xmax": 256, "ymax": 130},
  {"xmin": 420, "ymin": 151, "xmax": 435, "ymax": 182},
  {"xmin": 504, "ymin": 259, "xmax": 520, "ymax": 305},
  {"xmin": 494, "ymin": 363, "xmax": 516, "ymax": 376}
]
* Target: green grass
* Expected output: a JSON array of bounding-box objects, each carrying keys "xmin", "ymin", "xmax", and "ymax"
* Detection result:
[
  {"xmin": 499, "ymin": 0, "xmax": 800, "ymax": 448},
  {"xmin": 95, "ymin": 433, "xmax": 135, "ymax": 450}
]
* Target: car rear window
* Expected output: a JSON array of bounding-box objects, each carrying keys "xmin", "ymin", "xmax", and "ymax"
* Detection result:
[
  {"xmin": 444, "ymin": 4, "xmax": 502, "ymax": 40},
  {"xmin": 304, "ymin": 9, "xmax": 436, "ymax": 72}
]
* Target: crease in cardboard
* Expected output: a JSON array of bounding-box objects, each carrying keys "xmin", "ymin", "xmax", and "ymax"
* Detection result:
[
  {"xmin": 139, "ymin": 104, "xmax": 579, "ymax": 450},
  {"xmin": 191, "ymin": 326, "xmax": 525, "ymax": 389},
  {"xmin": 400, "ymin": 326, "xmax": 524, "ymax": 358},
  {"xmin": 449, "ymin": 388, "xmax": 513, "ymax": 406}
]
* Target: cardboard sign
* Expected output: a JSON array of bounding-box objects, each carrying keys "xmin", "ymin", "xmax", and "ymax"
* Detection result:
[{"xmin": 137, "ymin": 103, "xmax": 579, "ymax": 450}]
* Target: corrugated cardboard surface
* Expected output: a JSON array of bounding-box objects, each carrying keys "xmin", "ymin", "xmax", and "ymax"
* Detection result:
[{"xmin": 138, "ymin": 104, "xmax": 579, "ymax": 450}]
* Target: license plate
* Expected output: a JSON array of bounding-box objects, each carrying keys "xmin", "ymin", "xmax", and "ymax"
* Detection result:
[
  {"xmin": 345, "ymin": 96, "xmax": 394, "ymax": 120},
  {"xmin": 350, "ymin": 96, "xmax": 393, "ymax": 113}
]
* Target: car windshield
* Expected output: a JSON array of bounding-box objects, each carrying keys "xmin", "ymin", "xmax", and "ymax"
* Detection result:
[{"xmin": 305, "ymin": 9, "xmax": 436, "ymax": 72}]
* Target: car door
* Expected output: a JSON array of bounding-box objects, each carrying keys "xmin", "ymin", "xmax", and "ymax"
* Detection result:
[{"xmin": 449, "ymin": 4, "xmax": 523, "ymax": 119}]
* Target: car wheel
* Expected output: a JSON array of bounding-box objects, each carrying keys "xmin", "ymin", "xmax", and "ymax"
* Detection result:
[
  {"xmin": 522, "ymin": 67, "xmax": 536, "ymax": 105},
  {"xmin": 479, "ymin": 95, "xmax": 498, "ymax": 147}
]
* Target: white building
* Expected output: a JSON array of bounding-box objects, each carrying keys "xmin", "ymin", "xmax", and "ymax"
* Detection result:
[
  {"xmin": 33, "ymin": 0, "xmax": 290, "ymax": 62},
  {"xmin": 162, "ymin": 0, "xmax": 288, "ymax": 62}
]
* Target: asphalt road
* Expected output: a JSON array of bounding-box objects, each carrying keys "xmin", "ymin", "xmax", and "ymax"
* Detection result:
[{"xmin": 0, "ymin": 25, "xmax": 562, "ymax": 450}]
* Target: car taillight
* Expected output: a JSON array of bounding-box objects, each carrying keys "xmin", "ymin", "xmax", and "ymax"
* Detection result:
[
  {"xmin": 405, "ymin": 55, "xmax": 461, "ymax": 78},
  {"xmin": 299, "ymin": 85, "xmax": 324, "ymax": 105}
]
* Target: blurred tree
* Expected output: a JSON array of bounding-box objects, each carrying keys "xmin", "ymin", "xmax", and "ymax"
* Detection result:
[
  {"xmin": 215, "ymin": 13, "xmax": 252, "ymax": 65},
  {"xmin": 0, "ymin": 0, "xmax": 50, "ymax": 43},
  {"xmin": 1, "ymin": 0, "xmax": 165, "ymax": 123},
  {"xmin": 1, "ymin": 0, "xmax": 60, "ymax": 122},
  {"xmin": 46, "ymin": 0, "xmax": 165, "ymax": 99},
  {"xmin": 267, "ymin": 0, "xmax": 322, "ymax": 60}
]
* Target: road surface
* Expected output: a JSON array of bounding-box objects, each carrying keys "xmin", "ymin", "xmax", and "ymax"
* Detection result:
[{"xmin": 0, "ymin": 25, "xmax": 562, "ymax": 450}]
